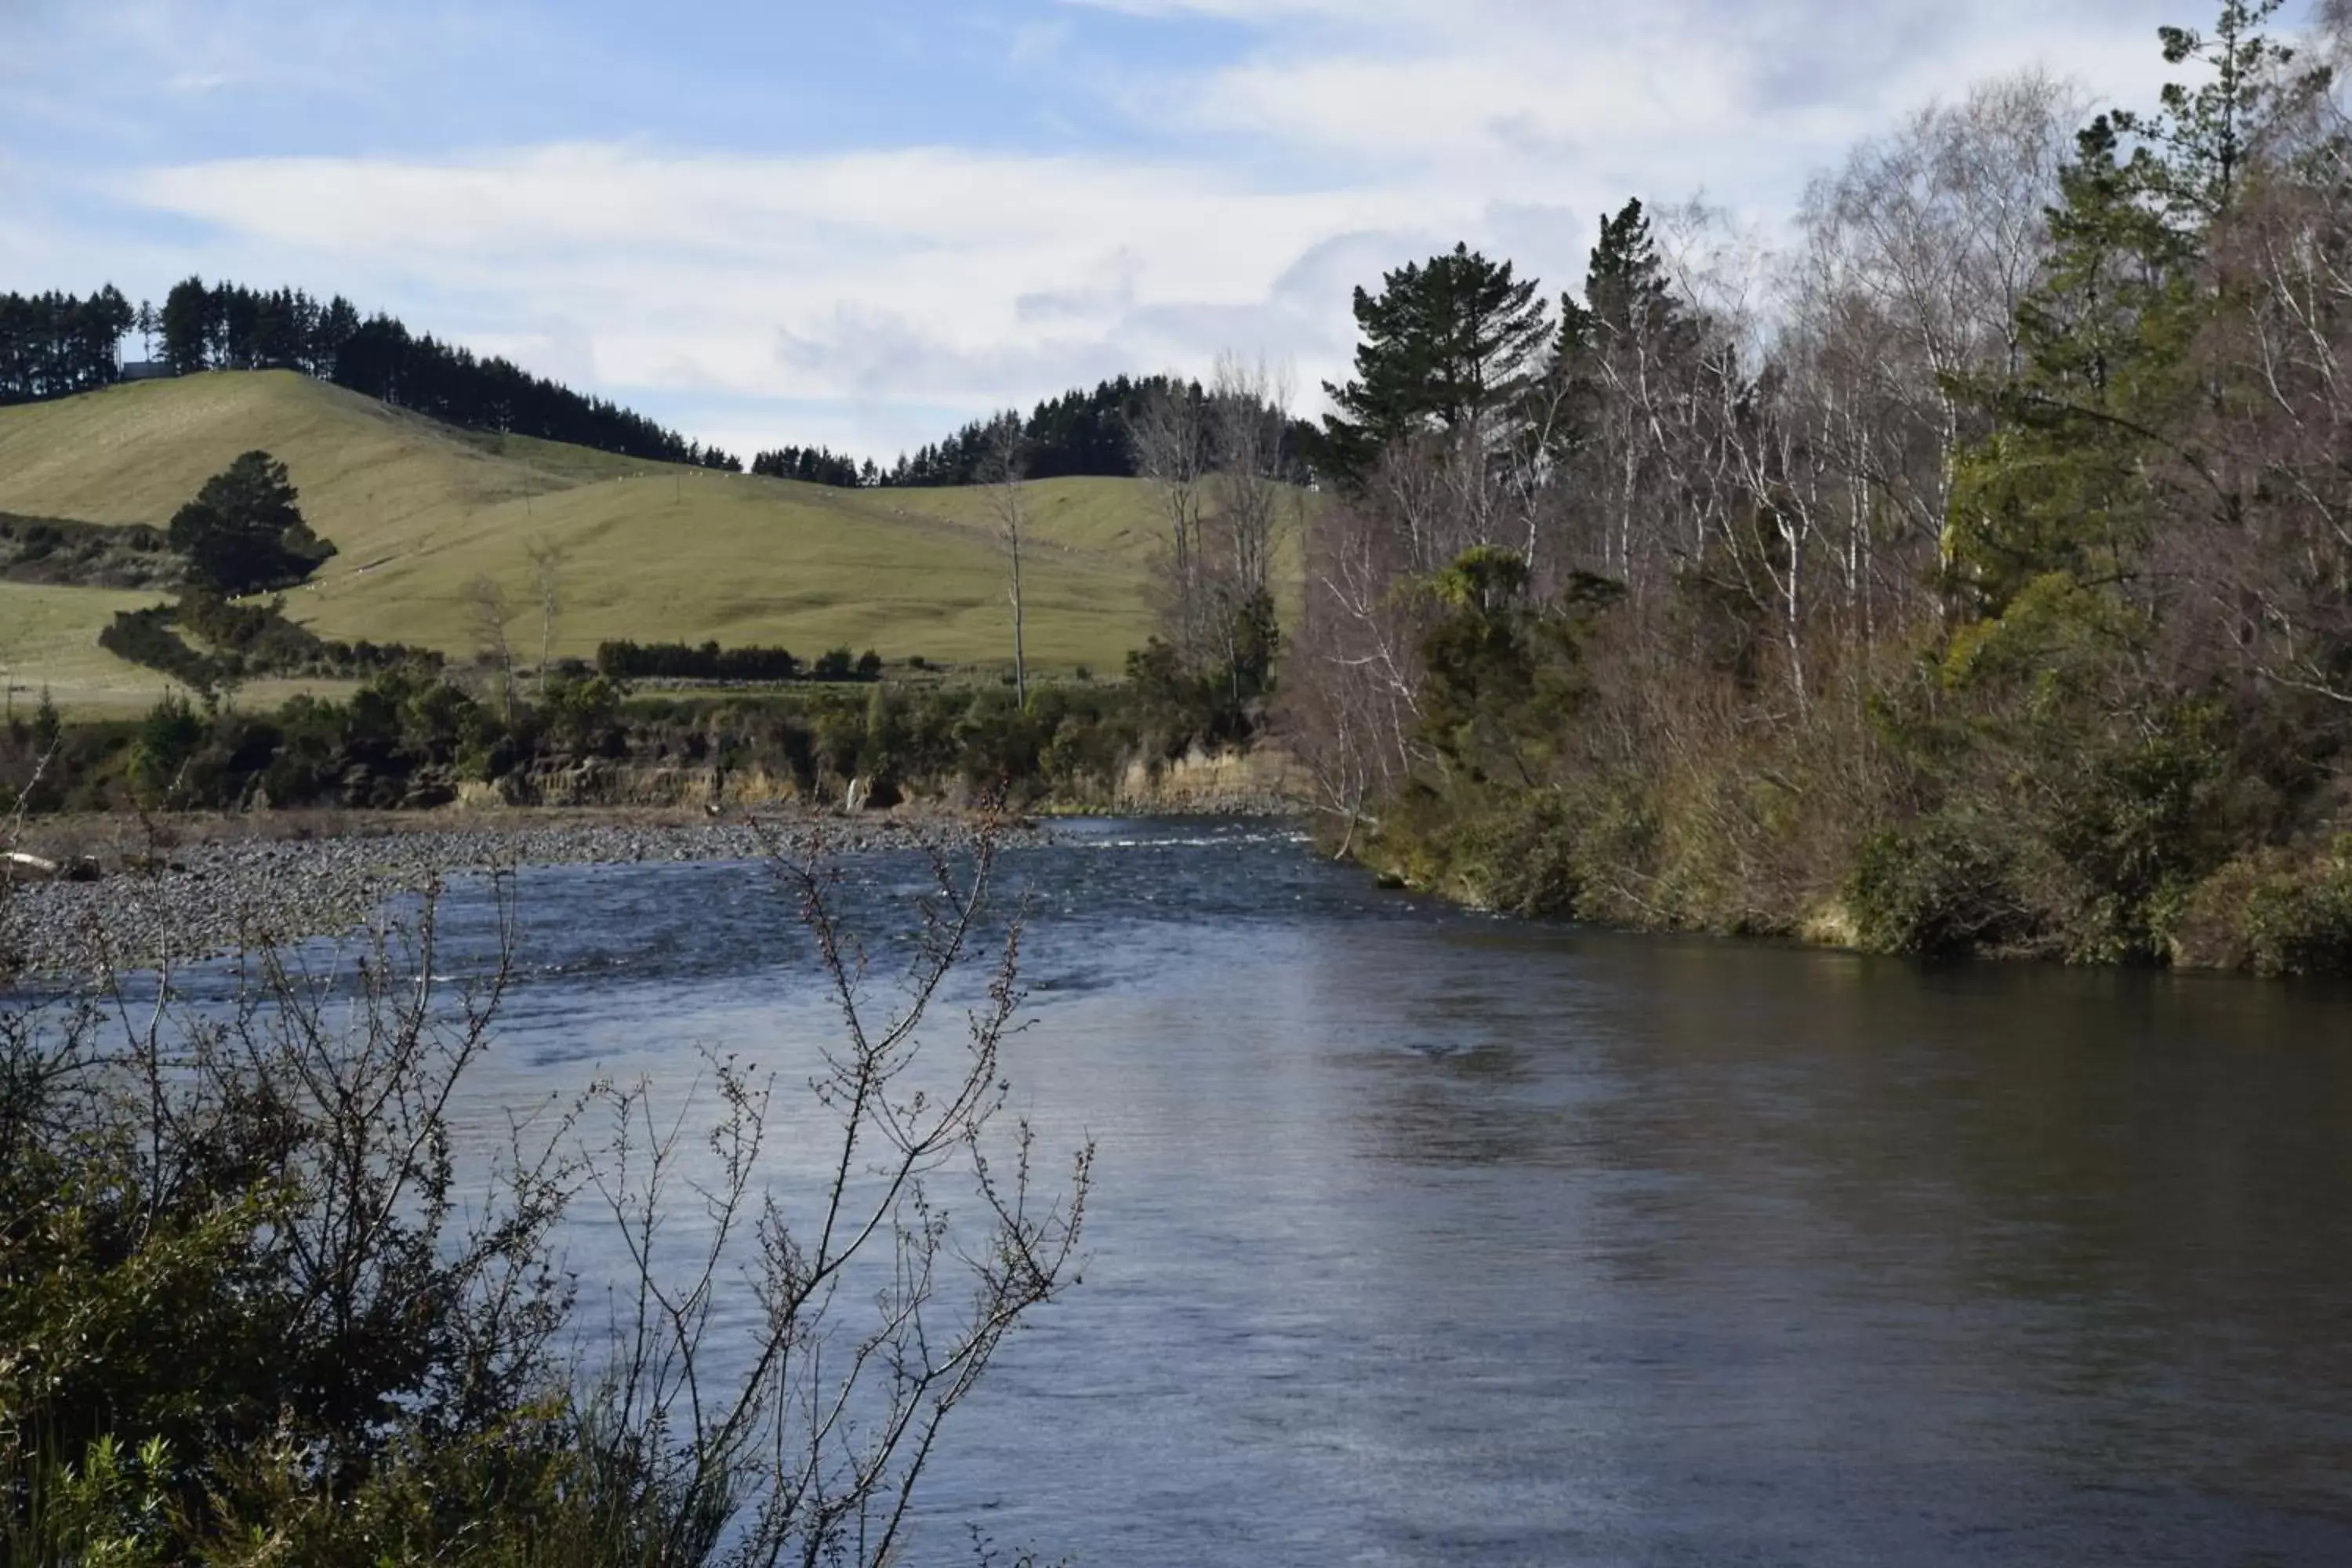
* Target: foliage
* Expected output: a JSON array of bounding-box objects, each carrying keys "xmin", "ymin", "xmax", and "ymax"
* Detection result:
[
  {"xmin": 1, "ymin": 835, "xmax": 1088, "ymax": 1566},
  {"xmin": 97, "ymin": 605, "xmax": 215, "ymax": 691},
  {"xmin": 0, "ymin": 513, "xmax": 178, "ymax": 591},
  {"xmin": 810, "ymin": 646, "xmax": 876, "ymax": 683},
  {"xmin": 874, "ymin": 373, "xmax": 1310, "ymax": 490},
  {"xmin": 126, "ymin": 693, "xmax": 208, "ymax": 802},
  {"xmin": 7, "ymin": 657, "xmax": 1254, "ymax": 815},
  {"xmin": 1944, "ymin": 115, "xmax": 2203, "ymax": 614},
  {"xmin": 750, "ymin": 443, "xmax": 867, "ymax": 486},
  {"xmin": 149, "ymin": 277, "xmax": 742, "ymax": 470},
  {"xmin": 1123, "ymin": 587, "xmax": 1280, "ymax": 755},
  {"xmin": 2171, "ymin": 840, "xmax": 2352, "ymax": 976},
  {"xmin": 165, "ymin": 451, "xmax": 336, "ymax": 597},
  {"xmin": 0, "ymin": 895, "xmax": 575, "ymax": 1556},
  {"xmin": 537, "ymin": 672, "xmax": 626, "ymax": 757},
  {"xmin": 596, "ymin": 639, "xmax": 802, "ymax": 684},
  {"xmin": 1284, "ymin": 2, "xmax": 2352, "ymax": 975},
  {"xmin": 0, "ymin": 287, "xmax": 135, "ymax": 405},
  {"xmin": 1846, "ymin": 815, "xmax": 2031, "ymax": 957},
  {"xmin": 100, "ymin": 591, "xmax": 440, "ymax": 698},
  {"xmin": 1314, "ymin": 245, "xmax": 1553, "ymax": 485}
]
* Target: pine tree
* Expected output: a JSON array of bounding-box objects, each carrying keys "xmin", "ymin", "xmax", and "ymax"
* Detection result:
[
  {"xmin": 168, "ymin": 451, "xmax": 338, "ymax": 596},
  {"xmin": 160, "ymin": 278, "xmax": 210, "ymax": 375},
  {"xmin": 2114, "ymin": 0, "xmax": 2320, "ymax": 227},
  {"xmin": 1316, "ymin": 244, "xmax": 1553, "ymax": 485},
  {"xmin": 1946, "ymin": 111, "xmax": 2205, "ymax": 606}
]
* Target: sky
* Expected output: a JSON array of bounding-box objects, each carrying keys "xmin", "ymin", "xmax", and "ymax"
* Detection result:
[{"xmin": 0, "ymin": 0, "xmax": 2201, "ymax": 463}]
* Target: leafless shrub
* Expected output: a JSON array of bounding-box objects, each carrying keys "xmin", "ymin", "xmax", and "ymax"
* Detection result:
[
  {"xmin": 2, "ymin": 821, "xmax": 1088, "ymax": 1566},
  {"xmin": 579, "ymin": 826, "xmax": 1091, "ymax": 1566}
]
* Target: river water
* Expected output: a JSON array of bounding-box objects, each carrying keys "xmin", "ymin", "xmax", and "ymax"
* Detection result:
[{"xmin": 309, "ymin": 822, "xmax": 2352, "ymax": 1562}]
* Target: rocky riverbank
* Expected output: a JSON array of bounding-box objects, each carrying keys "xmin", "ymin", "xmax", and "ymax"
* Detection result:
[{"xmin": 1, "ymin": 809, "xmax": 1036, "ymax": 979}]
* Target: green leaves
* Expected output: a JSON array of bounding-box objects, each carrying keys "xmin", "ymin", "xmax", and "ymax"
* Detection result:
[
  {"xmin": 165, "ymin": 450, "xmax": 336, "ymax": 598},
  {"xmin": 2114, "ymin": 0, "xmax": 2319, "ymax": 225},
  {"xmin": 1944, "ymin": 111, "xmax": 2204, "ymax": 613},
  {"xmin": 1318, "ymin": 244, "xmax": 1554, "ymax": 483}
]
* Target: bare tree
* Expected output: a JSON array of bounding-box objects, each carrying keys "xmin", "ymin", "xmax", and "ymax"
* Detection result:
[
  {"xmin": 2158, "ymin": 122, "xmax": 2352, "ymax": 706},
  {"xmin": 1207, "ymin": 353, "xmax": 1294, "ymax": 607},
  {"xmin": 1791, "ymin": 71, "xmax": 2079, "ymax": 587},
  {"xmin": 583, "ymin": 826, "xmax": 1091, "ymax": 1567},
  {"xmin": 1129, "ymin": 378, "xmax": 1212, "ymax": 660},
  {"xmin": 525, "ymin": 537, "xmax": 570, "ymax": 697},
  {"xmin": 981, "ymin": 416, "xmax": 1030, "ymax": 707},
  {"xmin": 1283, "ymin": 476, "xmax": 1436, "ymax": 848},
  {"xmin": 467, "ymin": 575, "xmax": 519, "ymax": 722}
]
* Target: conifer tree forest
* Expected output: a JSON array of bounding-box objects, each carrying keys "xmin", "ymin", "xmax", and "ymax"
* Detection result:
[
  {"xmin": 0, "ymin": 286, "xmax": 134, "ymax": 402},
  {"xmin": 864, "ymin": 375, "xmax": 1315, "ymax": 489},
  {"xmin": 1283, "ymin": 1, "xmax": 2352, "ymax": 974},
  {"xmin": 0, "ymin": 278, "xmax": 744, "ymax": 470}
]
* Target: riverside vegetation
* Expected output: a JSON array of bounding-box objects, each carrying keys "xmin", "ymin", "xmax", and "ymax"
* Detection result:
[
  {"xmin": 0, "ymin": 415, "xmax": 1283, "ymax": 816},
  {"xmin": 0, "ymin": 823, "xmax": 1091, "ymax": 1566},
  {"xmin": 1282, "ymin": 1, "xmax": 2352, "ymax": 978},
  {"xmin": 9, "ymin": 2, "xmax": 2348, "ymax": 982}
]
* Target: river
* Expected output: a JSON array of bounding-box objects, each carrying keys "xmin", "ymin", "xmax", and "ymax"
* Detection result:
[{"xmin": 298, "ymin": 820, "xmax": 2352, "ymax": 1563}]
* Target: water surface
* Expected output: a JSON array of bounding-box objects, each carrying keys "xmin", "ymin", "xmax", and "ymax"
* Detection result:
[{"xmin": 335, "ymin": 822, "xmax": 2352, "ymax": 1563}]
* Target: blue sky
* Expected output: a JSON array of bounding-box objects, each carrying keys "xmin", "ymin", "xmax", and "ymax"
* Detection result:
[{"xmin": 1, "ymin": 0, "xmax": 2192, "ymax": 460}]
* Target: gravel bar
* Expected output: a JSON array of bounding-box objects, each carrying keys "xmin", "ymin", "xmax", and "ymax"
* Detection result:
[{"xmin": 2, "ymin": 813, "xmax": 1036, "ymax": 979}]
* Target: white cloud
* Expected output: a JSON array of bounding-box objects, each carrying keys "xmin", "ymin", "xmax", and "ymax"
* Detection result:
[
  {"xmin": 10, "ymin": 0, "xmax": 2198, "ymax": 456},
  {"xmin": 106, "ymin": 142, "xmax": 1486, "ymax": 437}
]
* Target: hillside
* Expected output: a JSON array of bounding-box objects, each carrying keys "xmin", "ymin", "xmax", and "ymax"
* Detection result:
[{"xmin": 0, "ymin": 372, "xmax": 1216, "ymax": 711}]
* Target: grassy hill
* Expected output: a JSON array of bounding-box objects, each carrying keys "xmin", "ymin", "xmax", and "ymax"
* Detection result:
[{"xmin": 0, "ymin": 371, "xmax": 1237, "ymax": 713}]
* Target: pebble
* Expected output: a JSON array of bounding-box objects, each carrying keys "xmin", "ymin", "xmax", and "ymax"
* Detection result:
[{"xmin": 0, "ymin": 814, "xmax": 1035, "ymax": 981}]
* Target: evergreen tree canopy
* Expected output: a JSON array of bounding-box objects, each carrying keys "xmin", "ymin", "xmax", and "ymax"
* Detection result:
[
  {"xmin": 0, "ymin": 286, "xmax": 134, "ymax": 404},
  {"xmin": 16, "ymin": 276, "xmax": 744, "ymax": 471},
  {"xmin": 2112, "ymin": 0, "xmax": 2320, "ymax": 227},
  {"xmin": 1316, "ymin": 244, "xmax": 1554, "ymax": 485},
  {"xmin": 859, "ymin": 373, "xmax": 1310, "ymax": 489},
  {"xmin": 752, "ymin": 445, "xmax": 865, "ymax": 486},
  {"xmin": 167, "ymin": 450, "xmax": 338, "ymax": 596},
  {"xmin": 1947, "ymin": 112, "xmax": 2208, "ymax": 609},
  {"xmin": 1577, "ymin": 201, "xmax": 1685, "ymax": 354}
]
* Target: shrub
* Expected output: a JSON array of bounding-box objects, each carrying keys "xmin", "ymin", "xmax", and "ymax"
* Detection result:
[
  {"xmin": 594, "ymin": 638, "xmax": 798, "ymax": 683},
  {"xmin": 98, "ymin": 605, "xmax": 216, "ymax": 691},
  {"xmin": 2038, "ymin": 705, "xmax": 2232, "ymax": 965},
  {"xmin": 2173, "ymin": 841, "xmax": 2352, "ymax": 977},
  {"xmin": 126, "ymin": 693, "xmax": 208, "ymax": 803},
  {"xmin": 2, "ymin": 834, "xmax": 1087, "ymax": 1564},
  {"xmin": 1846, "ymin": 814, "xmax": 2028, "ymax": 958}
]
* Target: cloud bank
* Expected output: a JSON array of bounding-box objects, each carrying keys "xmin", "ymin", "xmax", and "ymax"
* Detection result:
[{"xmin": 1, "ymin": 0, "xmax": 2187, "ymax": 458}]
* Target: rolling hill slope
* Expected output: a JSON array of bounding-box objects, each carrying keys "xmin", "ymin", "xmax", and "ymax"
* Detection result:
[{"xmin": 0, "ymin": 371, "xmax": 1238, "ymax": 710}]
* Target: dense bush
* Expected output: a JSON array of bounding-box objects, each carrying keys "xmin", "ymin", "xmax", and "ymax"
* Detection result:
[
  {"xmin": 97, "ymin": 604, "xmax": 212, "ymax": 688},
  {"xmin": 1274, "ymin": 9, "xmax": 2352, "ymax": 978},
  {"xmin": 2171, "ymin": 841, "xmax": 2352, "ymax": 978},
  {"xmin": 0, "ymin": 513, "xmax": 178, "ymax": 590},
  {"xmin": 100, "ymin": 595, "xmax": 441, "ymax": 694},
  {"xmin": 1846, "ymin": 815, "xmax": 2031, "ymax": 959},
  {"xmin": 9, "ymin": 658, "xmax": 1255, "ymax": 815},
  {"xmin": 595, "ymin": 638, "xmax": 801, "ymax": 683}
]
